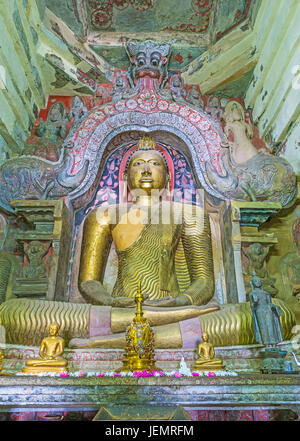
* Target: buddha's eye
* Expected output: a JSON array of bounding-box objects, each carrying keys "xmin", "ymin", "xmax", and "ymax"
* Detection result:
[
  {"xmin": 150, "ymin": 160, "xmax": 160, "ymax": 166},
  {"xmin": 133, "ymin": 160, "xmax": 144, "ymax": 166}
]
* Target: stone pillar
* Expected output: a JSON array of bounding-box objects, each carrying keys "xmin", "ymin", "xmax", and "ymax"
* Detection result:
[
  {"xmin": 230, "ymin": 201, "xmax": 281, "ymax": 303},
  {"xmin": 10, "ymin": 200, "xmax": 72, "ymax": 301}
]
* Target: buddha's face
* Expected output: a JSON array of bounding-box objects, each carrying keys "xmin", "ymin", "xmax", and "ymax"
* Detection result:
[
  {"xmin": 49, "ymin": 324, "xmax": 59, "ymax": 336},
  {"xmin": 202, "ymin": 333, "xmax": 208, "ymax": 342},
  {"xmin": 127, "ymin": 149, "xmax": 169, "ymax": 196}
]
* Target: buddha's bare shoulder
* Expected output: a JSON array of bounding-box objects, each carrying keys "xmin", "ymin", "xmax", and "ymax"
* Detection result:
[
  {"xmin": 56, "ymin": 336, "xmax": 65, "ymax": 343},
  {"xmin": 85, "ymin": 205, "xmax": 118, "ymax": 224},
  {"xmin": 168, "ymin": 201, "xmax": 205, "ymax": 216}
]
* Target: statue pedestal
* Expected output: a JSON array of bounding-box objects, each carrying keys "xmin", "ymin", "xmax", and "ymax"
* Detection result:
[
  {"xmin": 22, "ymin": 366, "xmax": 68, "ymax": 374},
  {"xmin": 260, "ymin": 347, "xmax": 289, "ymax": 374},
  {"xmin": 226, "ymin": 201, "xmax": 281, "ymax": 303},
  {"xmin": 2, "ymin": 341, "xmax": 296, "ymax": 374},
  {"xmin": 10, "ymin": 200, "xmax": 72, "ymax": 302},
  {"xmin": 194, "ymin": 363, "xmax": 225, "ymax": 371},
  {"xmin": 1, "ymin": 373, "xmax": 300, "ymax": 421}
]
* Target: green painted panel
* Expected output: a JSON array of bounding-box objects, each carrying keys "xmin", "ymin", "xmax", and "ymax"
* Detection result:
[
  {"xmin": 209, "ymin": 68, "xmax": 254, "ymax": 98},
  {"xmin": 90, "ymin": 45, "xmax": 206, "ymax": 70}
]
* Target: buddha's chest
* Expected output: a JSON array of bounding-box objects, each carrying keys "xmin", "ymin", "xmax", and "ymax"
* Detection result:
[
  {"xmin": 112, "ymin": 209, "xmax": 147, "ymax": 251},
  {"xmin": 112, "ymin": 209, "xmax": 181, "ymax": 252}
]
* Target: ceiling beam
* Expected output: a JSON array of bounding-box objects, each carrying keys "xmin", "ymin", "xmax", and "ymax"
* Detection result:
[
  {"xmin": 44, "ymin": 8, "xmax": 115, "ymax": 82},
  {"xmin": 87, "ymin": 31, "xmax": 210, "ymax": 48},
  {"xmin": 182, "ymin": 27, "xmax": 257, "ymax": 93}
]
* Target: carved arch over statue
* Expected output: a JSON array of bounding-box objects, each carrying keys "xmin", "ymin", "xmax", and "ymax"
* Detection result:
[
  {"xmin": 64, "ymin": 107, "xmax": 226, "ymax": 209},
  {"xmin": 74, "ymin": 130, "xmax": 204, "ymax": 223}
]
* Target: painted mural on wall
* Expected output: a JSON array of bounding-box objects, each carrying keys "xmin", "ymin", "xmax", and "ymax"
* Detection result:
[{"xmin": 48, "ymin": 0, "xmax": 253, "ymax": 35}]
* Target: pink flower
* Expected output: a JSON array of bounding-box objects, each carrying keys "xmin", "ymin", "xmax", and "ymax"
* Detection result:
[
  {"xmin": 60, "ymin": 372, "xmax": 69, "ymax": 377},
  {"xmin": 152, "ymin": 370, "xmax": 164, "ymax": 376},
  {"xmin": 174, "ymin": 372, "xmax": 182, "ymax": 377},
  {"xmin": 133, "ymin": 370, "xmax": 153, "ymax": 377},
  {"xmin": 192, "ymin": 372, "xmax": 199, "ymax": 376},
  {"xmin": 208, "ymin": 372, "xmax": 215, "ymax": 377},
  {"xmin": 113, "ymin": 373, "xmax": 121, "ymax": 377},
  {"xmin": 79, "ymin": 371, "xmax": 85, "ymax": 377},
  {"xmin": 97, "ymin": 373, "xmax": 105, "ymax": 377}
]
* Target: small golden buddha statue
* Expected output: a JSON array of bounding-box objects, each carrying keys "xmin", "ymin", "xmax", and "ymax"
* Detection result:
[
  {"xmin": 194, "ymin": 332, "xmax": 225, "ymax": 371},
  {"xmin": 0, "ymin": 348, "xmax": 13, "ymax": 376},
  {"xmin": 22, "ymin": 323, "xmax": 68, "ymax": 374}
]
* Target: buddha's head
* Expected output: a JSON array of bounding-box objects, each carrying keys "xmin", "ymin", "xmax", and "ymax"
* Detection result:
[
  {"xmin": 125, "ymin": 136, "xmax": 170, "ymax": 197},
  {"xmin": 202, "ymin": 332, "xmax": 208, "ymax": 342},
  {"xmin": 49, "ymin": 323, "xmax": 59, "ymax": 337}
]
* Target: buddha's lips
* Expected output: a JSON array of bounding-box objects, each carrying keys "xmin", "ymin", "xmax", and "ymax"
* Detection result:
[
  {"xmin": 140, "ymin": 178, "xmax": 153, "ymax": 182},
  {"xmin": 136, "ymin": 69, "xmax": 159, "ymax": 79}
]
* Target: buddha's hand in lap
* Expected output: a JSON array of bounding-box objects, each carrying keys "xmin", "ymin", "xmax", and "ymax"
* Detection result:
[
  {"xmin": 144, "ymin": 295, "xmax": 191, "ymax": 307},
  {"xmin": 80, "ymin": 280, "xmax": 113, "ymax": 305},
  {"xmin": 112, "ymin": 294, "xmax": 168, "ymax": 307},
  {"xmin": 143, "ymin": 296, "xmax": 175, "ymax": 307},
  {"xmin": 112, "ymin": 297, "xmax": 136, "ymax": 307},
  {"xmin": 80, "ymin": 282, "xmax": 192, "ymax": 308}
]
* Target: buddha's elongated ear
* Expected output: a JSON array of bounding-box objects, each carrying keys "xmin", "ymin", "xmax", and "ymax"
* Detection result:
[
  {"xmin": 122, "ymin": 172, "xmax": 128, "ymax": 202},
  {"xmin": 167, "ymin": 173, "xmax": 171, "ymax": 192}
]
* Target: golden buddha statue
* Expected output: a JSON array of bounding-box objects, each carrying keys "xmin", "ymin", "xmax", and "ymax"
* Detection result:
[
  {"xmin": 22, "ymin": 323, "xmax": 68, "ymax": 374},
  {"xmin": 79, "ymin": 135, "xmax": 215, "ymax": 308},
  {"xmin": 194, "ymin": 332, "xmax": 225, "ymax": 371},
  {"xmin": 0, "ymin": 137, "xmax": 295, "ymax": 349}
]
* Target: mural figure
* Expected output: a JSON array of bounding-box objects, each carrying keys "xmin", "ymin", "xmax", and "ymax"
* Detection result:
[
  {"xmin": 206, "ymin": 96, "xmax": 222, "ymax": 121},
  {"xmin": 24, "ymin": 102, "xmax": 67, "ymax": 161},
  {"xmin": 68, "ymin": 96, "xmax": 88, "ymax": 127},
  {"xmin": 169, "ymin": 73, "xmax": 187, "ymax": 105},
  {"xmin": 186, "ymin": 86, "xmax": 204, "ymax": 110},
  {"xmin": 110, "ymin": 74, "xmax": 129, "ymax": 102},
  {"xmin": 223, "ymin": 100, "xmax": 256, "ymax": 164},
  {"xmin": 22, "ymin": 241, "xmax": 49, "ymax": 279}
]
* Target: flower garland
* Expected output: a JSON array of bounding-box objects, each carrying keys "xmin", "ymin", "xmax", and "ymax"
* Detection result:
[{"xmin": 16, "ymin": 369, "xmax": 238, "ymax": 378}]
